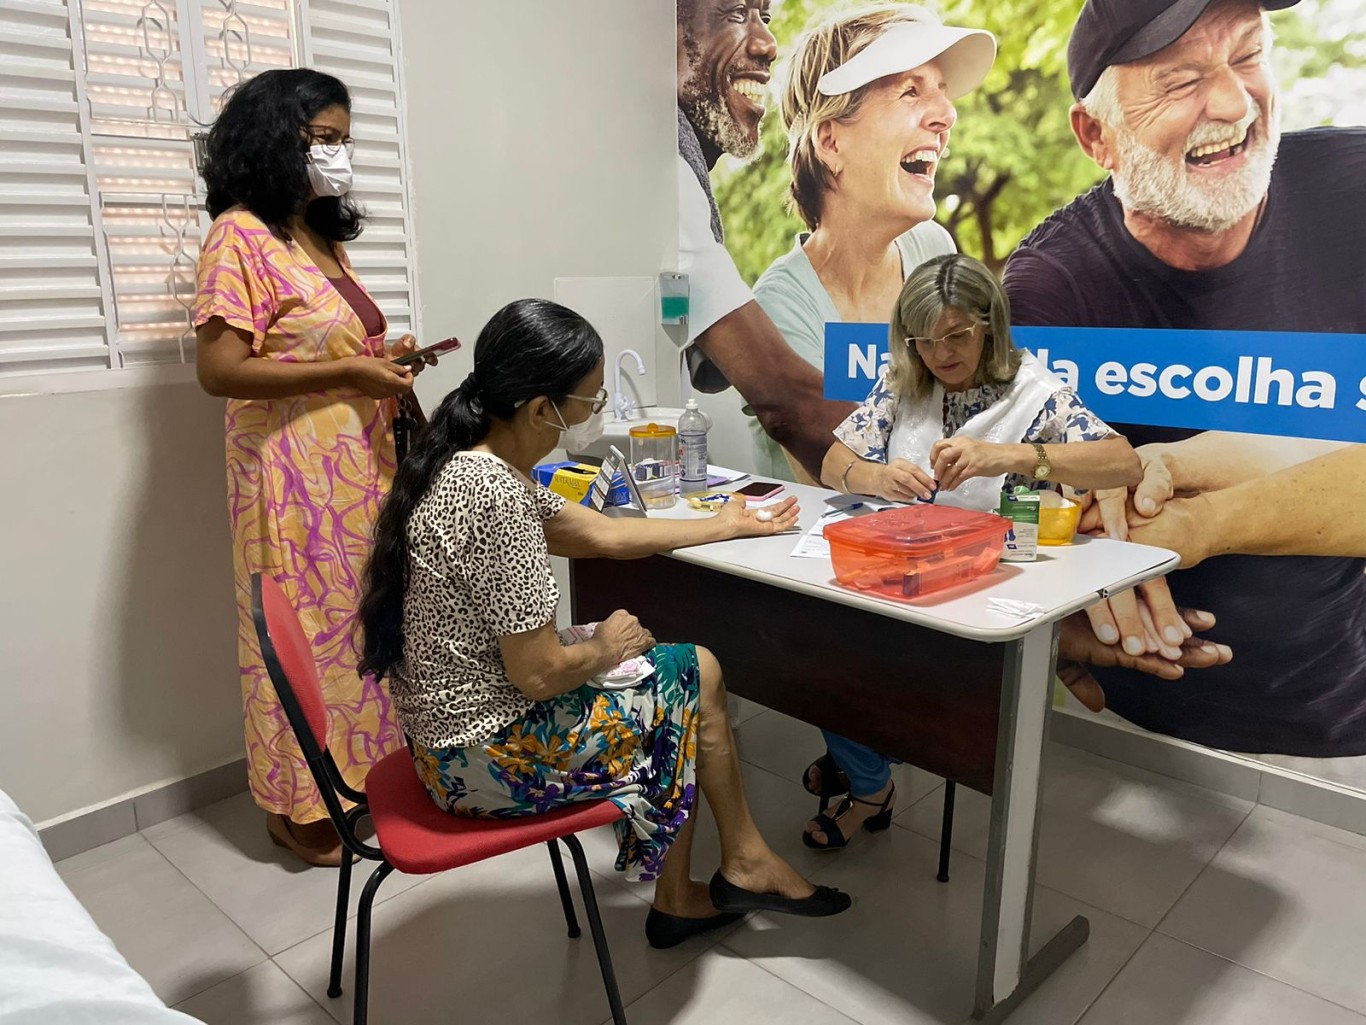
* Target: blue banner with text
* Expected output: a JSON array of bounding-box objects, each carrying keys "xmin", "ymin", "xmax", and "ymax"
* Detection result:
[{"xmin": 823, "ymin": 323, "xmax": 1366, "ymax": 443}]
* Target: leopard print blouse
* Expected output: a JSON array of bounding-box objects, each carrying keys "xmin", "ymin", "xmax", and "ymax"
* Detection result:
[{"xmin": 389, "ymin": 451, "xmax": 566, "ymax": 748}]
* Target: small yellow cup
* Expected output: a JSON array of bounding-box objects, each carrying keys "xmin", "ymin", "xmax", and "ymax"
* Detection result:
[{"xmin": 1038, "ymin": 499, "xmax": 1081, "ymax": 546}]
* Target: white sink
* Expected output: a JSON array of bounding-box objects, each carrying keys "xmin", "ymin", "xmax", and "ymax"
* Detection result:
[{"xmin": 567, "ymin": 406, "xmax": 685, "ymax": 461}]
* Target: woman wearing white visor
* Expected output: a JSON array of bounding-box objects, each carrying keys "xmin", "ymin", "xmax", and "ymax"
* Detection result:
[
  {"xmin": 743, "ymin": 5, "xmax": 994, "ymax": 849},
  {"xmin": 748, "ymin": 4, "xmax": 996, "ymax": 482}
]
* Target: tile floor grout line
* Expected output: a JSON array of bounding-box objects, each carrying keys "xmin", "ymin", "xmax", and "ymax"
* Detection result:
[
  {"xmin": 1135, "ymin": 933, "xmax": 1366, "ymax": 1021},
  {"xmin": 267, "ymin": 869, "xmax": 462, "ymax": 966},
  {"xmin": 269, "ymin": 953, "xmax": 348, "ymax": 1025},
  {"xmin": 168, "ymin": 962, "xmax": 261, "ymax": 1013},
  {"xmin": 63, "ymin": 831, "xmax": 280, "ymax": 1011},
  {"xmin": 134, "ymin": 837, "xmax": 275, "ymax": 1003},
  {"xmin": 144, "ymin": 819, "xmax": 443, "ymax": 959},
  {"xmin": 1069, "ymin": 924, "xmax": 1155, "ymax": 1025},
  {"xmin": 604, "ymin": 929, "xmax": 737, "ymax": 1024},
  {"xmin": 890, "ymin": 789, "xmax": 1259, "ymax": 934},
  {"xmin": 1149, "ymin": 800, "xmax": 1255, "ymax": 937},
  {"xmin": 262, "ymin": 848, "xmax": 714, "ymax": 1022},
  {"xmin": 721, "ymin": 941, "xmax": 865, "ymax": 1024},
  {"xmin": 1252, "ymin": 804, "xmax": 1366, "ymax": 857},
  {"xmin": 1052, "ymin": 743, "xmax": 1263, "ymax": 814},
  {"xmin": 734, "ymin": 752, "xmax": 803, "ymax": 787}
]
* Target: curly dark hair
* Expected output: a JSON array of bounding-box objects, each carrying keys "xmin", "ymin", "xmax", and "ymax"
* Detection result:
[
  {"xmin": 356, "ymin": 299, "xmax": 604, "ymax": 683},
  {"xmin": 201, "ymin": 68, "xmax": 364, "ymax": 242}
]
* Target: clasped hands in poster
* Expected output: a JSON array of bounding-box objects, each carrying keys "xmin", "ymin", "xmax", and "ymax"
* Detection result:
[{"xmin": 1064, "ymin": 449, "xmax": 1234, "ymax": 711}]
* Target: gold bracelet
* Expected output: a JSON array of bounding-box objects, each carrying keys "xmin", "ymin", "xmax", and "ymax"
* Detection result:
[{"xmin": 840, "ymin": 459, "xmax": 858, "ymax": 494}]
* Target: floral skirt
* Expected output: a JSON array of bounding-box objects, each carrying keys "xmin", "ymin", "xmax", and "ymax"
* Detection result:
[{"xmin": 412, "ymin": 643, "xmax": 701, "ymax": 881}]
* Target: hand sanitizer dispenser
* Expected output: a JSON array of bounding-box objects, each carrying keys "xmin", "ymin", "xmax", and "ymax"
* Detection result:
[{"xmin": 659, "ymin": 272, "xmax": 689, "ymax": 325}]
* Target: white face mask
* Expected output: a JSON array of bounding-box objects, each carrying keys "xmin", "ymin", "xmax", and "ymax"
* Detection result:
[
  {"xmin": 552, "ymin": 402, "xmax": 605, "ymax": 452},
  {"xmin": 306, "ymin": 143, "xmax": 353, "ymax": 197}
]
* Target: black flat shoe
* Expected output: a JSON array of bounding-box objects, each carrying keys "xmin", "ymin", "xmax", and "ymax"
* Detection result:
[
  {"xmin": 645, "ymin": 907, "xmax": 745, "ymax": 949},
  {"xmin": 708, "ymin": 870, "xmax": 852, "ymax": 917}
]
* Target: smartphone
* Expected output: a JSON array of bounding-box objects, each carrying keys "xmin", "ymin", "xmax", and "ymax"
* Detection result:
[
  {"xmin": 392, "ymin": 336, "xmax": 461, "ymax": 366},
  {"xmin": 733, "ymin": 481, "xmax": 785, "ymax": 503}
]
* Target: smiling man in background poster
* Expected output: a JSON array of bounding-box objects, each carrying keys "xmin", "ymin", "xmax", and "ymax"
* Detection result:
[
  {"xmin": 1004, "ymin": 0, "xmax": 1366, "ymax": 762},
  {"xmin": 675, "ymin": 0, "xmax": 856, "ymax": 478}
]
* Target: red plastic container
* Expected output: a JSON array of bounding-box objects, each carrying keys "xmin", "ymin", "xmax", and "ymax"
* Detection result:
[{"xmin": 825, "ymin": 505, "xmax": 1009, "ymax": 601}]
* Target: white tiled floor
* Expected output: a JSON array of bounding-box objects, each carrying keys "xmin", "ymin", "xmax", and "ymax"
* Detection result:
[{"xmin": 56, "ymin": 710, "xmax": 1366, "ymax": 1025}]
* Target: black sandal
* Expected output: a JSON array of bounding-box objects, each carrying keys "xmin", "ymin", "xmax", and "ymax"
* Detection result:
[
  {"xmin": 801, "ymin": 785, "xmax": 896, "ymax": 851},
  {"xmin": 803, "ymin": 753, "xmax": 850, "ymax": 813}
]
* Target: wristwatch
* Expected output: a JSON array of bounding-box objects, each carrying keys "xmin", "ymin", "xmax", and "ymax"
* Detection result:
[{"xmin": 1032, "ymin": 443, "xmax": 1052, "ymax": 480}]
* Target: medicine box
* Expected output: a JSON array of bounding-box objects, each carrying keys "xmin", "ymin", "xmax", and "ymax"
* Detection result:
[{"xmin": 533, "ymin": 461, "xmax": 630, "ymax": 507}]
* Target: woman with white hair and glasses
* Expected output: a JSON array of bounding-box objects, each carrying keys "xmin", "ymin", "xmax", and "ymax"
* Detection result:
[
  {"xmin": 802, "ymin": 253, "xmax": 1143, "ymax": 849},
  {"xmin": 748, "ymin": 3, "xmax": 996, "ymax": 480}
]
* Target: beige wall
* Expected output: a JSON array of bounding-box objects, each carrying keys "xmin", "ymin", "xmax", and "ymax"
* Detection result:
[
  {"xmin": 0, "ymin": 0, "xmax": 680, "ymax": 826},
  {"xmin": 0, "ymin": 381, "xmax": 242, "ymax": 823},
  {"xmin": 401, "ymin": 0, "xmax": 678, "ymax": 410}
]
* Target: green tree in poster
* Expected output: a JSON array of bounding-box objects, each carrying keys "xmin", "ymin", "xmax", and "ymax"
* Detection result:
[{"xmin": 935, "ymin": 0, "xmax": 1101, "ymax": 272}]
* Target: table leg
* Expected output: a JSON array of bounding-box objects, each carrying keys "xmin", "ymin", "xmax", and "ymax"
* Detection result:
[{"xmin": 973, "ymin": 621, "xmax": 1088, "ymax": 1023}]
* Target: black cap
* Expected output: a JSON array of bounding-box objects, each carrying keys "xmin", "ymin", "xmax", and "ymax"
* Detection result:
[{"xmin": 1067, "ymin": 0, "xmax": 1299, "ymax": 101}]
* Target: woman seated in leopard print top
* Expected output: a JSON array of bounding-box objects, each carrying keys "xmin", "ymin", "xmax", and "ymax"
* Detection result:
[{"xmin": 357, "ymin": 298, "xmax": 851, "ymax": 950}]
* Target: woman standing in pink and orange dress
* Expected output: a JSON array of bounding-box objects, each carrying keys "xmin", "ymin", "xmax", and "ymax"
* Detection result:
[{"xmin": 193, "ymin": 69, "xmax": 431, "ymax": 866}]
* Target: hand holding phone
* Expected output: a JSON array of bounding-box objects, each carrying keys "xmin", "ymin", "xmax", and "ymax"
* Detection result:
[{"xmin": 393, "ymin": 336, "xmax": 461, "ymax": 367}]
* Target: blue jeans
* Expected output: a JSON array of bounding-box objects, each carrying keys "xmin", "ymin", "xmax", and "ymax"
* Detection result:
[{"xmin": 822, "ymin": 731, "xmax": 899, "ymax": 798}]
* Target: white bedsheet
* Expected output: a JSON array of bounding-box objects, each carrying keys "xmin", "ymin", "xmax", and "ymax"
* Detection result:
[{"xmin": 0, "ymin": 790, "xmax": 203, "ymax": 1025}]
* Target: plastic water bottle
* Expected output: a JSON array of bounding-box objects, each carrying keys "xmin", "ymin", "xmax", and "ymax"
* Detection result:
[{"xmin": 678, "ymin": 398, "xmax": 710, "ymax": 495}]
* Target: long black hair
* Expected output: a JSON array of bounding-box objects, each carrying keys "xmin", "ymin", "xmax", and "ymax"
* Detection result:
[
  {"xmin": 357, "ymin": 298, "xmax": 604, "ymax": 681},
  {"xmin": 201, "ymin": 68, "xmax": 364, "ymax": 242}
]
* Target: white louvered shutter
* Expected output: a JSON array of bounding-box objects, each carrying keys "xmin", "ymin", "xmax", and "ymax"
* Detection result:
[
  {"xmin": 79, "ymin": 0, "xmax": 201, "ymax": 367},
  {"xmin": 0, "ymin": 0, "xmax": 112, "ymax": 373},
  {"xmin": 300, "ymin": 0, "xmax": 418, "ymax": 337},
  {"xmin": 0, "ymin": 0, "xmax": 418, "ymax": 381},
  {"xmin": 79, "ymin": 0, "xmax": 298, "ymax": 367}
]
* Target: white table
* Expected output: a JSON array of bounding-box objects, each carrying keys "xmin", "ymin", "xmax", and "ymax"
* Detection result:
[{"xmin": 575, "ymin": 481, "xmax": 1179, "ymax": 1021}]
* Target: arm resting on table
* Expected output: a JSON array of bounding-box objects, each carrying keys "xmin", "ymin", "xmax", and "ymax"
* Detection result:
[{"xmin": 544, "ymin": 499, "xmax": 740, "ymax": 560}]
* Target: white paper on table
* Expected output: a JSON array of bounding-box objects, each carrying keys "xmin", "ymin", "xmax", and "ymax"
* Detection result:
[
  {"xmin": 791, "ymin": 517, "xmax": 845, "ymax": 559},
  {"xmin": 706, "ymin": 463, "xmax": 750, "ymax": 485},
  {"xmin": 790, "ymin": 500, "xmax": 893, "ymax": 559},
  {"xmin": 985, "ymin": 598, "xmax": 1046, "ymax": 622}
]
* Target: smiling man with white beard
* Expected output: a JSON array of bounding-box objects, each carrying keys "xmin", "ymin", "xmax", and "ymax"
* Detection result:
[{"xmin": 1003, "ymin": 0, "xmax": 1366, "ymax": 761}]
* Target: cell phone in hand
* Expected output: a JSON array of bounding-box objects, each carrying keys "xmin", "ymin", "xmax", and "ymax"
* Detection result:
[
  {"xmin": 392, "ymin": 336, "xmax": 461, "ymax": 366},
  {"xmin": 732, "ymin": 481, "xmax": 785, "ymax": 503}
]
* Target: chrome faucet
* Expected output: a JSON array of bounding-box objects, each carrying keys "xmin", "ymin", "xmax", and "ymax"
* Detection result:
[{"xmin": 614, "ymin": 349, "xmax": 646, "ymax": 421}]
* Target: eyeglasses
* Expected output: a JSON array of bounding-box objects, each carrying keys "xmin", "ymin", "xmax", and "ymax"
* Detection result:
[
  {"xmin": 565, "ymin": 387, "xmax": 609, "ymax": 415},
  {"xmin": 306, "ymin": 125, "xmax": 355, "ymax": 158},
  {"xmin": 515, "ymin": 387, "xmax": 609, "ymax": 415},
  {"xmin": 906, "ymin": 323, "xmax": 980, "ymax": 351}
]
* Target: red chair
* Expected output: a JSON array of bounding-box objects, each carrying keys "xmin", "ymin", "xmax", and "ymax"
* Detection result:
[{"xmin": 251, "ymin": 573, "xmax": 629, "ymax": 1025}]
